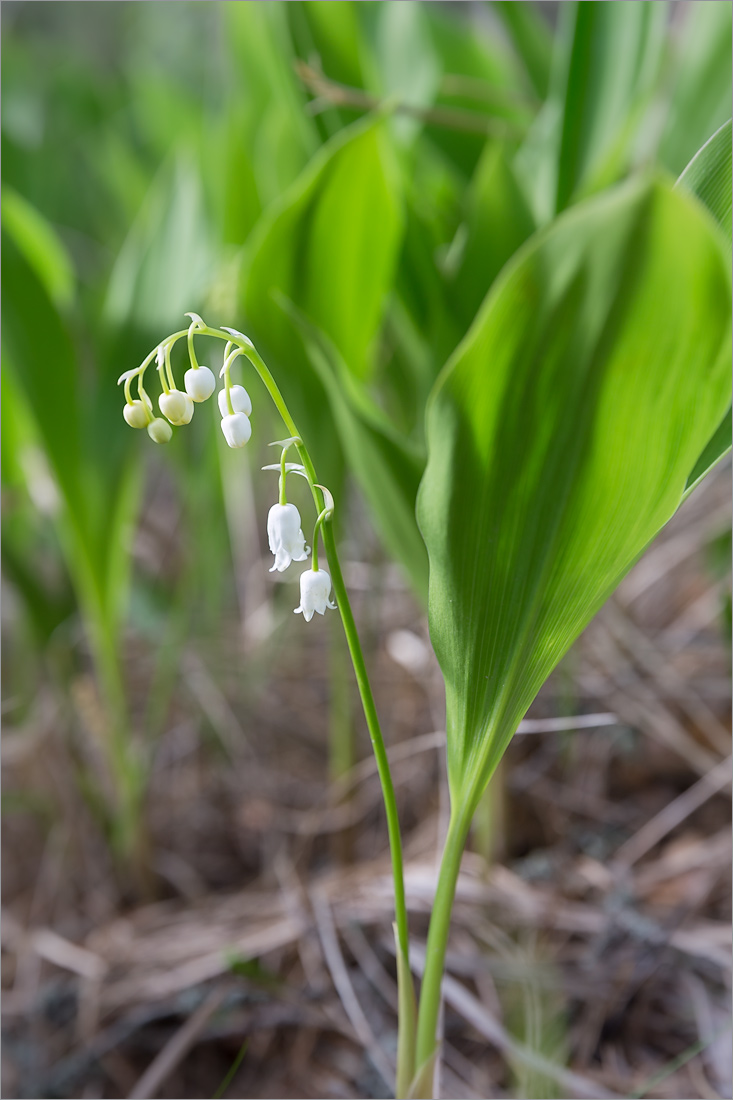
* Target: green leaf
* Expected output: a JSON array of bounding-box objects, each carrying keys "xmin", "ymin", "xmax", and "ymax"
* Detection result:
[
  {"xmin": 104, "ymin": 153, "xmax": 212, "ymax": 332},
  {"xmin": 1, "ymin": 188, "xmax": 74, "ymax": 309},
  {"xmin": 242, "ymin": 115, "xmax": 402, "ymax": 382},
  {"xmin": 676, "ymin": 121, "xmax": 733, "ymax": 489},
  {"xmin": 417, "ymin": 178, "xmax": 731, "ymax": 811},
  {"xmin": 360, "ymin": 1, "xmax": 442, "ymax": 146},
  {"xmin": 684, "ymin": 409, "xmax": 732, "ymax": 500},
  {"xmin": 676, "ymin": 119, "xmax": 732, "ymax": 244},
  {"xmin": 491, "ymin": 1, "xmax": 553, "ymax": 100},
  {"xmin": 223, "ymin": 1, "xmax": 317, "ymax": 204},
  {"xmin": 517, "ymin": 1, "xmax": 667, "ymax": 221},
  {"xmin": 448, "ymin": 141, "xmax": 536, "ymax": 329},
  {"xmin": 2, "ymin": 231, "xmax": 84, "ymax": 515},
  {"xmin": 658, "ymin": 0, "xmax": 733, "ymax": 175},
  {"xmin": 278, "ymin": 296, "xmax": 429, "ymax": 602}
]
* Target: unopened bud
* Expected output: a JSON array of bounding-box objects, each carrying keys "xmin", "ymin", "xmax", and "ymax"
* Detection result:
[
  {"xmin": 184, "ymin": 365, "xmax": 216, "ymax": 403},
  {"xmin": 160, "ymin": 389, "xmax": 194, "ymax": 425},
  {"xmin": 221, "ymin": 411, "xmax": 252, "ymax": 448},
  {"xmin": 123, "ymin": 401, "xmax": 149, "ymax": 429},
  {"xmin": 147, "ymin": 417, "xmax": 173, "ymax": 444},
  {"xmin": 217, "ymin": 384, "xmax": 252, "ymax": 418}
]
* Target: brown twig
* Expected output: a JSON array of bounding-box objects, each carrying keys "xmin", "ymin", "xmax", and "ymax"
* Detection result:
[{"xmin": 295, "ymin": 60, "xmax": 524, "ymax": 139}]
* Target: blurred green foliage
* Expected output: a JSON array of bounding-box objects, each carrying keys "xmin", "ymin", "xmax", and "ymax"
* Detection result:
[{"xmin": 2, "ymin": 1, "xmax": 731, "ymax": 858}]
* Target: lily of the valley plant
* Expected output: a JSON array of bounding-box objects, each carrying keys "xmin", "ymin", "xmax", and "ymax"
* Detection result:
[{"xmin": 121, "ymin": 130, "xmax": 731, "ymax": 1099}]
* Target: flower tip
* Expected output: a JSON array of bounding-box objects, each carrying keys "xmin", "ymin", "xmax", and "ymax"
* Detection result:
[
  {"xmin": 221, "ymin": 325, "xmax": 253, "ymax": 348},
  {"xmin": 117, "ymin": 368, "xmax": 140, "ymax": 385}
]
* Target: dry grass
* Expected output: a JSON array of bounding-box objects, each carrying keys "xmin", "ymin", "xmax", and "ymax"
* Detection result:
[{"xmin": 2, "ymin": 463, "xmax": 731, "ymax": 1100}]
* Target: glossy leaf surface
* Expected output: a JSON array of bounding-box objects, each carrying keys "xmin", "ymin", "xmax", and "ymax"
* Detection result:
[
  {"xmin": 677, "ymin": 120, "xmax": 733, "ymax": 492},
  {"xmin": 418, "ymin": 178, "xmax": 731, "ymax": 810}
]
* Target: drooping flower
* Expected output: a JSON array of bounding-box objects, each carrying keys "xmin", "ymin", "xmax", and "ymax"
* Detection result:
[
  {"xmin": 184, "ymin": 365, "xmax": 216, "ymax": 402},
  {"xmin": 267, "ymin": 503, "xmax": 309, "ymax": 572},
  {"xmin": 147, "ymin": 417, "xmax": 173, "ymax": 444},
  {"xmin": 123, "ymin": 401, "xmax": 149, "ymax": 429},
  {"xmin": 294, "ymin": 568, "xmax": 336, "ymax": 622},
  {"xmin": 160, "ymin": 389, "xmax": 194, "ymax": 425},
  {"xmin": 217, "ymin": 384, "xmax": 252, "ymax": 418},
  {"xmin": 221, "ymin": 411, "xmax": 252, "ymax": 448}
]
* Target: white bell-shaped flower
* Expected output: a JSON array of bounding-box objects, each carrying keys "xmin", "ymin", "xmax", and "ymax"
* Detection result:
[
  {"xmin": 184, "ymin": 365, "xmax": 216, "ymax": 403},
  {"xmin": 123, "ymin": 401, "xmax": 149, "ymax": 429},
  {"xmin": 160, "ymin": 389, "xmax": 194, "ymax": 425},
  {"xmin": 217, "ymin": 384, "xmax": 252, "ymax": 418},
  {"xmin": 221, "ymin": 411, "xmax": 252, "ymax": 448},
  {"xmin": 294, "ymin": 568, "xmax": 336, "ymax": 622},
  {"xmin": 267, "ymin": 504, "xmax": 310, "ymax": 573},
  {"xmin": 147, "ymin": 417, "xmax": 173, "ymax": 444}
]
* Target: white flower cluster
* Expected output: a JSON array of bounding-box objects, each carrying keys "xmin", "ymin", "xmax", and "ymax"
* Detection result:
[
  {"xmin": 120, "ymin": 317, "xmax": 336, "ymax": 624},
  {"xmin": 119, "ymin": 317, "xmax": 253, "ymax": 449}
]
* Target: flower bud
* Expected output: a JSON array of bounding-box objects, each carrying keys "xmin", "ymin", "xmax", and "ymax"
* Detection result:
[
  {"xmin": 123, "ymin": 401, "xmax": 149, "ymax": 429},
  {"xmin": 221, "ymin": 411, "xmax": 252, "ymax": 448},
  {"xmin": 160, "ymin": 389, "xmax": 194, "ymax": 425},
  {"xmin": 184, "ymin": 365, "xmax": 216, "ymax": 403},
  {"xmin": 217, "ymin": 384, "xmax": 252, "ymax": 418},
  {"xmin": 147, "ymin": 417, "xmax": 173, "ymax": 444}
]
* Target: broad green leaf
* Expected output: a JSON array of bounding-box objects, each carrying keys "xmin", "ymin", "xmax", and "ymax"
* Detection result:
[
  {"xmin": 676, "ymin": 119, "xmax": 732, "ymax": 244},
  {"xmin": 421, "ymin": 4, "xmax": 532, "ymax": 179},
  {"xmin": 448, "ymin": 142, "xmax": 536, "ymax": 329},
  {"xmin": 677, "ymin": 121, "xmax": 733, "ymax": 490},
  {"xmin": 658, "ymin": 1, "xmax": 733, "ymax": 175},
  {"xmin": 2, "ymin": 231, "xmax": 84, "ymax": 514},
  {"xmin": 2, "ymin": 232, "xmax": 140, "ymax": 661},
  {"xmin": 684, "ymin": 410, "xmax": 732, "ymax": 500},
  {"xmin": 517, "ymin": 2, "xmax": 667, "ymax": 222},
  {"xmin": 1, "ymin": 188, "xmax": 74, "ymax": 309},
  {"xmin": 242, "ymin": 115, "xmax": 402, "ymax": 382},
  {"xmin": 359, "ymin": 1, "xmax": 442, "ymax": 146},
  {"xmin": 223, "ymin": 1, "xmax": 317, "ymax": 204},
  {"xmin": 104, "ymin": 153, "xmax": 212, "ymax": 331},
  {"xmin": 417, "ymin": 178, "xmax": 731, "ymax": 811}
]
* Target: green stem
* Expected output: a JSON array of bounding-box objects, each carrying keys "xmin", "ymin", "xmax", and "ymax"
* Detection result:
[
  {"xmin": 322, "ymin": 521, "xmax": 411, "ymax": 962},
  {"xmin": 279, "ymin": 445, "xmax": 287, "ymax": 506},
  {"xmin": 311, "ymin": 507, "xmax": 330, "ymax": 573},
  {"xmin": 413, "ymin": 805, "xmax": 473, "ymax": 1084}
]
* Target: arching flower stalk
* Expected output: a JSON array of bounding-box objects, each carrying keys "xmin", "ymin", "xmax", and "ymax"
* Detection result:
[{"xmin": 119, "ymin": 314, "xmax": 414, "ymax": 1096}]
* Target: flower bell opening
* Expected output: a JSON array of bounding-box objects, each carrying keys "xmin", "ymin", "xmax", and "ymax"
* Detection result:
[
  {"xmin": 267, "ymin": 503, "xmax": 310, "ymax": 572},
  {"xmin": 294, "ymin": 568, "xmax": 337, "ymax": 622}
]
